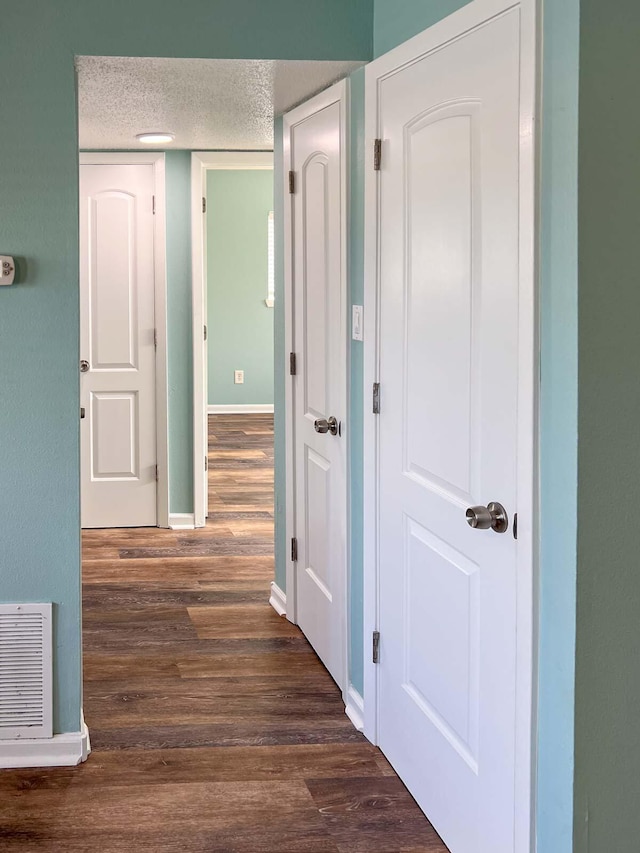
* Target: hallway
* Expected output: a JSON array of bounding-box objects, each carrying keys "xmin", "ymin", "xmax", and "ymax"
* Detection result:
[{"xmin": 0, "ymin": 415, "xmax": 446, "ymax": 852}]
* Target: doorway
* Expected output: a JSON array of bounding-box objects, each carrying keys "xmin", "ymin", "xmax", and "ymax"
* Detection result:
[{"xmin": 363, "ymin": 1, "xmax": 537, "ymax": 851}]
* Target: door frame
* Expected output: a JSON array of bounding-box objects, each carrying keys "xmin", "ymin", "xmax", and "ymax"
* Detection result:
[
  {"xmin": 190, "ymin": 151, "xmax": 274, "ymax": 528},
  {"xmin": 283, "ymin": 80, "xmax": 350, "ymax": 698},
  {"xmin": 362, "ymin": 0, "xmax": 538, "ymax": 848},
  {"xmin": 79, "ymin": 151, "xmax": 169, "ymax": 528}
]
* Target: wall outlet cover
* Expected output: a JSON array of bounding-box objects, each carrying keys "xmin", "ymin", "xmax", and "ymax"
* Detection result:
[{"xmin": 234, "ymin": 370, "xmax": 244, "ymax": 384}]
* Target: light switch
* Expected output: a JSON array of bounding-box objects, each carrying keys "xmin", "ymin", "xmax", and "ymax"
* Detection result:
[
  {"xmin": 0, "ymin": 256, "xmax": 16, "ymax": 286},
  {"xmin": 234, "ymin": 370, "xmax": 244, "ymax": 385},
  {"xmin": 352, "ymin": 305, "xmax": 363, "ymax": 341}
]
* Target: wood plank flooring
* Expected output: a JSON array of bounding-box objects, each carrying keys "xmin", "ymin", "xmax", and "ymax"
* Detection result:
[{"xmin": 0, "ymin": 414, "xmax": 448, "ymax": 852}]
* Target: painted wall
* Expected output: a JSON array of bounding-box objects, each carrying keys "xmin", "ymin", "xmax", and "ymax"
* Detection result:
[
  {"xmin": 0, "ymin": 0, "xmax": 372, "ymax": 735},
  {"xmin": 573, "ymin": 1, "xmax": 640, "ymax": 849},
  {"xmin": 165, "ymin": 151, "xmax": 195, "ymax": 514},
  {"xmin": 207, "ymin": 169, "xmax": 274, "ymax": 407},
  {"xmin": 373, "ymin": 0, "xmax": 470, "ymax": 56}
]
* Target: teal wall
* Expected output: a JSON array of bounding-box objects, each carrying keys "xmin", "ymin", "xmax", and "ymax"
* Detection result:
[
  {"xmin": 537, "ymin": 0, "xmax": 580, "ymax": 849},
  {"xmin": 574, "ymin": 1, "xmax": 640, "ymax": 849},
  {"xmin": 373, "ymin": 0, "xmax": 470, "ymax": 55},
  {"xmin": 0, "ymin": 0, "xmax": 372, "ymax": 735},
  {"xmin": 207, "ymin": 169, "xmax": 274, "ymax": 407},
  {"xmin": 166, "ymin": 151, "xmax": 195, "ymax": 515}
]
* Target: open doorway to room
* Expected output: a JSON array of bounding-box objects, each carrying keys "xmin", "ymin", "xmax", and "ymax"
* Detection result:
[{"xmin": 71, "ymin": 53, "xmax": 448, "ymax": 853}]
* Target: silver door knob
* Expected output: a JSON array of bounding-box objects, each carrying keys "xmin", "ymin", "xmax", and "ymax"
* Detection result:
[
  {"xmin": 80, "ymin": 359, "xmax": 90, "ymax": 373},
  {"xmin": 465, "ymin": 502, "xmax": 508, "ymax": 534},
  {"xmin": 314, "ymin": 416, "xmax": 339, "ymax": 436}
]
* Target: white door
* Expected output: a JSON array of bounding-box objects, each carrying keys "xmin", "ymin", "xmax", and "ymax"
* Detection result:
[
  {"xmin": 286, "ymin": 82, "xmax": 348, "ymax": 691},
  {"xmin": 371, "ymin": 5, "xmax": 533, "ymax": 853},
  {"xmin": 80, "ymin": 164, "xmax": 157, "ymax": 528}
]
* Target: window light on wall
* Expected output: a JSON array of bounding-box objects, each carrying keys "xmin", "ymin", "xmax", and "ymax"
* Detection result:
[{"xmin": 266, "ymin": 210, "xmax": 275, "ymax": 307}]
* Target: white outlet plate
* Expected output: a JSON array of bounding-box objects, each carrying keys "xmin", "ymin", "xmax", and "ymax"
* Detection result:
[
  {"xmin": 234, "ymin": 370, "xmax": 244, "ymax": 384},
  {"xmin": 0, "ymin": 256, "xmax": 16, "ymax": 285}
]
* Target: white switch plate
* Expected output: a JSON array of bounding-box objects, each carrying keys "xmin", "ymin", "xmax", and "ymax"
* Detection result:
[
  {"xmin": 0, "ymin": 256, "xmax": 16, "ymax": 285},
  {"xmin": 234, "ymin": 370, "xmax": 244, "ymax": 385},
  {"xmin": 352, "ymin": 305, "xmax": 363, "ymax": 341}
]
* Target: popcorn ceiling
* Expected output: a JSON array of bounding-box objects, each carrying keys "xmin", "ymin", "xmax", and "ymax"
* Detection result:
[{"xmin": 76, "ymin": 56, "xmax": 363, "ymax": 150}]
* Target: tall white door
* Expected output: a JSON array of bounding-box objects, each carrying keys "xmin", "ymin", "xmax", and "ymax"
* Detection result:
[
  {"xmin": 372, "ymin": 6, "xmax": 531, "ymax": 853},
  {"xmin": 287, "ymin": 82, "xmax": 347, "ymax": 691},
  {"xmin": 80, "ymin": 164, "xmax": 157, "ymax": 528}
]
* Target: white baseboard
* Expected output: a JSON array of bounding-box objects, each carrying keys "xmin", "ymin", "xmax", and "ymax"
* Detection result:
[
  {"xmin": 169, "ymin": 513, "xmax": 196, "ymax": 530},
  {"xmin": 208, "ymin": 404, "xmax": 274, "ymax": 414},
  {"xmin": 0, "ymin": 716, "xmax": 91, "ymax": 769},
  {"xmin": 269, "ymin": 581, "xmax": 287, "ymax": 617},
  {"xmin": 345, "ymin": 685, "xmax": 365, "ymax": 732}
]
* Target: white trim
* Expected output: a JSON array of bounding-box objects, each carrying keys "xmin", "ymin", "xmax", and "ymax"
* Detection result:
[
  {"xmin": 345, "ymin": 685, "xmax": 365, "ymax": 733},
  {"xmin": 193, "ymin": 151, "xmax": 273, "ymax": 170},
  {"xmin": 208, "ymin": 404, "xmax": 274, "ymax": 414},
  {"xmin": 192, "ymin": 151, "xmax": 275, "ymax": 529},
  {"xmin": 79, "ymin": 151, "xmax": 170, "ymax": 528},
  {"xmin": 168, "ymin": 513, "xmax": 196, "ymax": 530},
  {"xmin": 269, "ymin": 581, "xmax": 287, "ymax": 617},
  {"xmin": 0, "ymin": 719, "xmax": 91, "ymax": 769},
  {"xmin": 283, "ymin": 79, "xmax": 350, "ymax": 705},
  {"xmin": 363, "ymin": 2, "xmax": 537, "ymax": 850}
]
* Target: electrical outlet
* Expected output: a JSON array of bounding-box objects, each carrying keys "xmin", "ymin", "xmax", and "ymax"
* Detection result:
[{"xmin": 234, "ymin": 370, "xmax": 244, "ymax": 385}]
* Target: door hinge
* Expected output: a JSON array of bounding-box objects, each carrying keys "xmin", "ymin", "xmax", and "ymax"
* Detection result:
[
  {"xmin": 372, "ymin": 630, "xmax": 380, "ymax": 664},
  {"xmin": 155, "ymin": 464, "xmax": 159, "ymax": 482},
  {"xmin": 289, "ymin": 352, "xmax": 297, "ymax": 375},
  {"xmin": 513, "ymin": 512, "xmax": 518, "ymax": 540},
  {"xmin": 291, "ymin": 537, "xmax": 298, "ymax": 562},
  {"xmin": 373, "ymin": 138, "xmax": 382, "ymax": 171},
  {"xmin": 80, "ymin": 407, "xmax": 85, "ymax": 420},
  {"xmin": 204, "ymin": 324, "xmax": 208, "ymax": 341},
  {"xmin": 202, "ymin": 197, "xmax": 207, "ymax": 213},
  {"xmin": 153, "ymin": 328, "xmax": 158, "ymax": 350},
  {"xmin": 205, "ymin": 455, "xmax": 208, "ymax": 472},
  {"xmin": 372, "ymin": 382, "xmax": 380, "ymax": 414},
  {"xmin": 152, "ymin": 195, "xmax": 156, "ymax": 215},
  {"xmin": 288, "ymin": 170, "xmax": 296, "ymax": 194}
]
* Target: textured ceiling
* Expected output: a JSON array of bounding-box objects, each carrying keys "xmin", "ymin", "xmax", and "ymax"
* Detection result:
[{"xmin": 76, "ymin": 56, "xmax": 363, "ymax": 150}]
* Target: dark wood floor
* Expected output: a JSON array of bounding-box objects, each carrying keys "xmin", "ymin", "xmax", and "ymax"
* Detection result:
[{"xmin": 0, "ymin": 414, "xmax": 447, "ymax": 852}]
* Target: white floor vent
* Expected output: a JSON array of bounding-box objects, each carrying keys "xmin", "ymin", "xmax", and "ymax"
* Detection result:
[{"xmin": 0, "ymin": 604, "xmax": 53, "ymax": 740}]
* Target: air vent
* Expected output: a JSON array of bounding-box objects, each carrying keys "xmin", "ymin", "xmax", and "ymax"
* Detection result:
[{"xmin": 0, "ymin": 604, "xmax": 53, "ymax": 739}]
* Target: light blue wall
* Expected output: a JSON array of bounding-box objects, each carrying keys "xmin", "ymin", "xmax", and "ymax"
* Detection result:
[
  {"xmin": 537, "ymin": 0, "xmax": 580, "ymax": 849},
  {"xmin": 0, "ymin": 0, "xmax": 372, "ymax": 735},
  {"xmin": 207, "ymin": 169, "xmax": 274, "ymax": 407},
  {"xmin": 166, "ymin": 151, "xmax": 195, "ymax": 515},
  {"xmin": 373, "ymin": 0, "xmax": 470, "ymax": 55}
]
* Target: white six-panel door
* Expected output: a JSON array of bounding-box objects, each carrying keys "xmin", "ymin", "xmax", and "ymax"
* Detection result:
[
  {"xmin": 80, "ymin": 164, "xmax": 157, "ymax": 528},
  {"xmin": 285, "ymin": 82, "xmax": 348, "ymax": 692},
  {"xmin": 366, "ymin": 3, "xmax": 535, "ymax": 852}
]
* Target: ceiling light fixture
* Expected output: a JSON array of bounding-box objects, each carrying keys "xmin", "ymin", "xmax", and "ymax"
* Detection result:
[{"xmin": 136, "ymin": 132, "xmax": 175, "ymax": 144}]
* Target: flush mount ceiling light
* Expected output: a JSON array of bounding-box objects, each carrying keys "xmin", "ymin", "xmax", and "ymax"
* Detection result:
[{"xmin": 136, "ymin": 132, "xmax": 175, "ymax": 144}]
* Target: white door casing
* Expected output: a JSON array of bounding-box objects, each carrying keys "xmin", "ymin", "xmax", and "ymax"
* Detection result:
[
  {"xmin": 284, "ymin": 80, "xmax": 349, "ymax": 694},
  {"xmin": 80, "ymin": 161, "xmax": 160, "ymax": 528},
  {"xmin": 364, "ymin": 2, "xmax": 536, "ymax": 852},
  {"xmin": 191, "ymin": 151, "xmax": 275, "ymax": 527}
]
